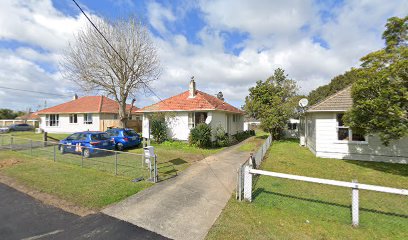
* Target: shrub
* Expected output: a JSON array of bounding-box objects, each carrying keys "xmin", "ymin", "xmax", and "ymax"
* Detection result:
[
  {"xmin": 233, "ymin": 130, "xmax": 255, "ymax": 142},
  {"xmin": 150, "ymin": 114, "xmax": 168, "ymax": 143},
  {"xmin": 214, "ymin": 125, "xmax": 230, "ymax": 147},
  {"xmin": 189, "ymin": 123, "xmax": 212, "ymax": 148}
]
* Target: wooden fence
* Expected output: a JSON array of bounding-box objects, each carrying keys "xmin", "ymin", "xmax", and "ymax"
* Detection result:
[{"xmin": 100, "ymin": 119, "xmax": 142, "ymax": 132}]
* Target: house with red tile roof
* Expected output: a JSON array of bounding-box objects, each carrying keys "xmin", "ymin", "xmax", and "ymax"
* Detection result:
[
  {"xmin": 36, "ymin": 95, "xmax": 141, "ymax": 133},
  {"xmin": 138, "ymin": 78, "xmax": 244, "ymax": 141},
  {"xmin": 301, "ymin": 86, "xmax": 407, "ymax": 164}
]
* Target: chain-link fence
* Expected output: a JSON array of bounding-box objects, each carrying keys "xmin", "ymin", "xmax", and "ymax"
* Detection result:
[{"xmin": 0, "ymin": 134, "xmax": 156, "ymax": 181}]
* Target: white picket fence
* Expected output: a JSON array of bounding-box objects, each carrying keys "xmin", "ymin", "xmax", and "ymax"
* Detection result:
[{"xmin": 242, "ymin": 165, "xmax": 408, "ymax": 226}]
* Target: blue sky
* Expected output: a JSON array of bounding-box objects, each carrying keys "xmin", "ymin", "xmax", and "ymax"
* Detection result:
[{"xmin": 0, "ymin": 0, "xmax": 406, "ymax": 111}]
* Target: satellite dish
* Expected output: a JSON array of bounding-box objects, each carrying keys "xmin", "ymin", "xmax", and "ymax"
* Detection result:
[{"xmin": 299, "ymin": 98, "xmax": 309, "ymax": 108}]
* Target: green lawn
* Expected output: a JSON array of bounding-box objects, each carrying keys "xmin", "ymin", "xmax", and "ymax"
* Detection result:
[
  {"xmin": 207, "ymin": 139, "xmax": 408, "ymax": 240},
  {"xmin": 0, "ymin": 150, "xmax": 152, "ymax": 209},
  {"xmin": 238, "ymin": 130, "xmax": 269, "ymax": 152},
  {"xmin": 0, "ymin": 133, "xmax": 226, "ymax": 209},
  {"xmin": 6, "ymin": 131, "xmax": 69, "ymax": 141}
]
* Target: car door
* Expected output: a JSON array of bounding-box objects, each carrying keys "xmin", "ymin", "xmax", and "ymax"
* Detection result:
[
  {"xmin": 64, "ymin": 133, "xmax": 80, "ymax": 152},
  {"xmin": 75, "ymin": 133, "xmax": 88, "ymax": 152}
]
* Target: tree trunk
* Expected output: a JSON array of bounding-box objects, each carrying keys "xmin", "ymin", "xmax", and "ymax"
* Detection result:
[{"xmin": 118, "ymin": 101, "xmax": 127, "ymax": 128}]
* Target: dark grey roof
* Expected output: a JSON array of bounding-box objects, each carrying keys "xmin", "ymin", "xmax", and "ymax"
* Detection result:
[{"xmin": 307, "ymin": 86, "xmax": 353, "ymax": 112}]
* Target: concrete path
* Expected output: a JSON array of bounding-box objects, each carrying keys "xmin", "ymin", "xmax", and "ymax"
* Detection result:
[{"xmin": 103, "ymin": 140, "xmax": 252, "ymax": 240}]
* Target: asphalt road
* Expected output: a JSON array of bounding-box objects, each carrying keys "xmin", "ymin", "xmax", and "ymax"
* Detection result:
[{"xmin": 0, "ymin": 183, "xmax": 169, "ymax": 240}]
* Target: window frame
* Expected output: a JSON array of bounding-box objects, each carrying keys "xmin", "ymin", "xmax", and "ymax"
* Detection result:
[
  {"xmin": 84, "ymin": 113, "xmax": 93, "ymax": 124},
  {"xmin": 335, "ymin": 113, "xmax": 368, "ymax": 144},
  {"xmin": 45, "ymin": 114, "xmax": 59, "ymax": 127},
  {"xmin": 69, "ymin": 114, "xmax": 78, "ymax": 124}
]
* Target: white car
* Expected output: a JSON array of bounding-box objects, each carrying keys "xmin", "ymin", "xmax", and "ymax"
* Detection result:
[{"xmin": 0, "ymin": 127, "xmax": 9, "ymax": 133}]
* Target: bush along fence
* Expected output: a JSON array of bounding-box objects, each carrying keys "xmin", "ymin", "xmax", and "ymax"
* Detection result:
[
  {"xmin": 236, "ymin": 134, "xmax": 272, "ymax": 201},
  {"xmin": 0, "ymin": 134, "xmax": 158, "ymax": 182},
  {"xmin": 241, "ymin": 163, "xmax": 408, "ymax": 227}
]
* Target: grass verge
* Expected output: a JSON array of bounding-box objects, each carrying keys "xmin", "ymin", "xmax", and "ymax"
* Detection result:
[
  {"xmin": 0, "ymin": 150, "xmax": 152, "ymax": 210},
  {"xmin": 238, "ymin": 130, "xmax": 269, "ymax": 152},
  {"xmin": 207, "ymin": 139, "xmax": 408, "ymax": 240}
]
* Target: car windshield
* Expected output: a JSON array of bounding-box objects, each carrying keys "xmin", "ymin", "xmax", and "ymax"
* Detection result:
[
  {"xmin": 91, "ymin": 133, "xmax": 110, "ymax": 140},
  {"xmin": 124, "ymin": 130, "xmax": 138, "ymax": 136}
]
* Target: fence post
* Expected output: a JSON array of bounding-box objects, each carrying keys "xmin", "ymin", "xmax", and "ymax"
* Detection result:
[
  {"xmin": 53, "ymin": 144, "xmax": 56, "ymax": 162},
  {"xmin": 154, "ymin": 155, "xmax": 158, "ymax": 183},
  {"xmin": 30, "ymin": 140, "xmax": 33, "ymax": 156},
  {"xmin": 115, "ymin": 152, "xmax": 118, "ymax": 175},
  {"xmin": 243, "ymin": 164, "xmax": 253, "ymax": 202},
  {"xmin": 352, "ymin": 179, "xmax": 359, "ymax": 227},
  {"xmin": 43, "ymin": 132, "xmax": 47, "ymax": 147}
]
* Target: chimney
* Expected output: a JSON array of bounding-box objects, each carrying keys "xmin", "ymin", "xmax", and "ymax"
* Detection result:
[
  {"xmin": 73, "ymin": 93, "xmax": 78, "ymax": 100},
  {"xmin": 189, "ymin": 76, "xmax": 196, "ymax": 98}
]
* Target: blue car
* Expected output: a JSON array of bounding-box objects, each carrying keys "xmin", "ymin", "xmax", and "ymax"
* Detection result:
[
  {"xmin": 106, "ymin": 128, "xmax": 141, "ymax": 151},
  {"xmin": 59, "ymin": 131, "xmax": 114, "ymax": 158}
]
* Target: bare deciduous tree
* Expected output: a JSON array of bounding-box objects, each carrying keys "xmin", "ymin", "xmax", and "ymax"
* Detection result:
[{"xmin": 62, "ymin": 17, "xmax": 160, "ymax": 127}]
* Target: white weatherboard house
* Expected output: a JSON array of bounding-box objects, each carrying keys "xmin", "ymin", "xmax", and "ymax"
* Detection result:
[
  {"xmin": 138, "ymin": 79, "xmax": 244, "ymax": 141},
  {"xmin": 301, "ymin": 86, "xmax": 407, "ymax": 164},
  {"xmin": 37, "ymin": 95, "xmax": 140, "ymax": 133}
]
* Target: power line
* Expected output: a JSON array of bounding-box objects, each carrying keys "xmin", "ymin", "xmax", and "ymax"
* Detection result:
[
  {"xmin": 0, "ymin": 86, "xmax": 71, "ymax": 97},
  {"xmin": 71, "ymin": 0, "xmax": 166, "ymax": 103}
]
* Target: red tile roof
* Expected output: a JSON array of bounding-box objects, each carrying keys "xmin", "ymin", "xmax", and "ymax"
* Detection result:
[
  {"xmin": 15, "ymin": 112, "xmax": 40, "ymax": 120},
  {"xmin": 37, "ymin": 96, "xmax": 139, "ymax": 114},
  {"xmin": 138, "ymin": 90, "xmax": 244, "ymax": 114}
]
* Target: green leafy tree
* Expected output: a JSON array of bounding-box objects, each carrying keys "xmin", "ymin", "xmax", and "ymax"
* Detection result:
[
  {"xmin": 345, "ymin": 16, "xmax": 408, "ymax": 145},
  {"xmin": 308, "ymin": 68, "xmax": 360, "ymax": 106},
  {"xmin": 244, "ymin": 68, "xmax": 298, "ymax": 139},
  {"xmin": 0, "ymin": 109, "xmax": 24, "ymax": 119}
]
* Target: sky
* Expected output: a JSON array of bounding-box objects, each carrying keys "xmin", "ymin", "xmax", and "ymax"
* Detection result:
[{"xmin": 0, "ymin": 0, "xmax": 406, "ymax": 111}]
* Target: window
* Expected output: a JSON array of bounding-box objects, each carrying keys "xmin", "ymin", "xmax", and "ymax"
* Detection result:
[
  {"xmin": 336, "ymin": 114, "xmax": 366, "ymax": 142},
  {"xmin": 66, "ymin": 133, "xmax": 80, "ymax": 140},
  {"xmin": 113, "ymin": 114, "xmax": 118, "ymax": 120},
  {"xmin": 287, "ymin": 123, "xmax": 298, "ymax": 130},
  {"xmin": 188, "ymin": 113, "xmax": 194, "ymax": 129},
  {"xmin": 45, "ymin": 114, "xmax": 59, "ymax": 126},
  {"xmin": 91, "ymin": 133, "xmax": 110, "ymax": 140},
  {"xmin": 69, "ymin": 114, "xmax": 77, "ymax": 123},
  {"xmin": 189, "ymin": 112, "xmax": 208, "ymax": 129},
  {"xmin": 84, "ymin": 113, "xmax": 93, "ymax": 124}
]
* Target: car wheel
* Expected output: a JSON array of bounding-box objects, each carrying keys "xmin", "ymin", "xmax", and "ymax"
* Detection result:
[
  {"xmin": 82, "ymin": 148, "xmax": 91, "ymax": 158},
  {"xmin": 59, "ymin": 145, "xmax": 65, "ymax": 154},
  {"xmin": 116, "ymin": 143, "xmax": 124, "ymax": 151}
]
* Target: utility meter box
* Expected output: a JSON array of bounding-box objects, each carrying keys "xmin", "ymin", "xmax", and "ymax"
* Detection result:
[{"xmin": 144, "ymin": 146, "xmax": 155, "ymax": 159}]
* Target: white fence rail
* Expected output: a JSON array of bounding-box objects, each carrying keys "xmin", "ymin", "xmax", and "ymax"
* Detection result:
[{"xmin": 243, "ymin": 166, "xmax": 408, "ymax": 226}]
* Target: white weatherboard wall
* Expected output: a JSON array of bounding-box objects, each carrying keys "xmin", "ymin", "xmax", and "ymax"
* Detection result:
[
  {"xmin": 142, "ymin": 112, "xmax": 190, "ymax": 141},
  {"xmin": 166, "ymin": 112, "xmax": 189, "ymax": 141},
  {"xmin": 39, "ymin": 113, "xmax": 100, "ymax": 133},
  {"xmin": 141, "ymin": 111, "xmax": 244, "ymax": 141},
  {"xmin": 309, "ymin": 112, "xmax": 408, "ymax": 164},
  {"xmin": 305, "ymin": 114, "xmax": 317, "ymax": 155}
]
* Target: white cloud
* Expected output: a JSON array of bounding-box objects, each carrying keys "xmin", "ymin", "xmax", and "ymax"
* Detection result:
[
  {"xmin": 0, "ymin": 0, "xmax": 406, "ymax": 111},
  {"xmin": 147, "ymin": 1, "xmax": 176, "ymax": 35},
  {"xmin": 0, "ymin": 0, "xmax": 90, "ymax": 51}
]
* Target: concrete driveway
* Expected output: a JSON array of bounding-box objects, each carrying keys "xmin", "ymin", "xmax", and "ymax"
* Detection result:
[
  {"xmin": 103, "ymin": 139, "xmax": 252, "ymax": 240},
  {"xmin": 0, "ymin": 183, "xmax": 168, "ymax": 240}
]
